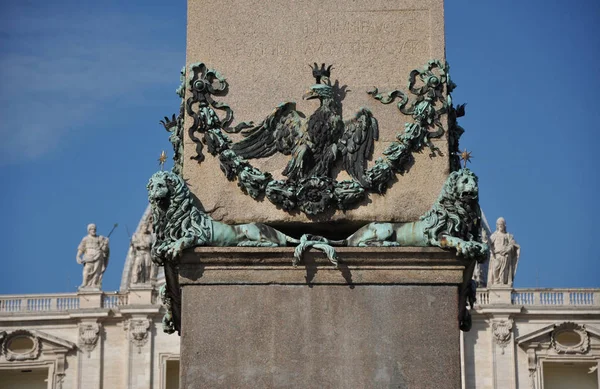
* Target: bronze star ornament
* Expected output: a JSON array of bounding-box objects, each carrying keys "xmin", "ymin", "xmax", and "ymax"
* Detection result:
[
  {"xmin": 460, "ymin": 149, "xmax": 472, "ymax": 168},
  {"xmin": 158, "ymin": 150, "xmax": 167, "ymax": 171}
]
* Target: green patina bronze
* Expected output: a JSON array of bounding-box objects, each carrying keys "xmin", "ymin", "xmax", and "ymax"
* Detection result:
[
  {"xmin": 344, "ymin": 167, "xmax": 487, "ymax": 331},
  {"xmin": 160, "ymin": 67, "xmax": 186, "ymax": 176},
  {"xmin": 159, "ymin": 284, "xmax": 175, "ymax": 334},
  {"xmin": 147, "ymin": 168, "xmax": 488, "ymax": 261},
  {"xmin": 147, "ymin": 169, "xmax": 339, "ymax": 333},
  {"xmin": 147, "ymin": 168, "xmax": 488, "ymax": 333},
  {"xmin": 174, "ymin": 60, "xmax": 466, "ymax": 216},
  {"xmin": 149, "ymin": 170, "xmax": 290, "ymax": 260},
  {"xmin": 152, "ymin": 61, "xmax": 480, "ymax": 332},
  {"xmin": 345, "ymin": 168, "xmax": 487, "ymax": 259},
  {"xmin": 147, "ymin": 170, "xmax": 338, "ymax": 264}
]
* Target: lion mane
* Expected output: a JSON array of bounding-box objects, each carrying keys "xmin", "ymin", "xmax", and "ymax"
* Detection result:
[
  {"xmin": 421, "ymin": 169, "xmax": 481, "ymax": 245},
  {"xmin": 148, "ymin": 171, "xmax": 212, "ymax": 265}
]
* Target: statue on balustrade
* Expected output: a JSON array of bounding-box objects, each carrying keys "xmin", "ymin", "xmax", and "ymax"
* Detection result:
[
  {"xmin": 488, "ymin": 217, "xmax": 520, "ymax": 286},
  {"xmin": 76, "ymin": 223, "xmax": 110, "ymax": 289},
  {"xmin": 131, "ymin": 216, "xmax": 156, "ymax": 284}
]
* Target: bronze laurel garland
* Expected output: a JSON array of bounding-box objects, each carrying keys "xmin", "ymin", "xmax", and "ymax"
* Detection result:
[{"xmin": 162, "ymin": 60, "xmax": 465, "ymax": 216}]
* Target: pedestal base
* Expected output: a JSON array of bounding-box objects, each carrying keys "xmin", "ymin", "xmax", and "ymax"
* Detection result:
[{"xmin": 178, "ymin": 247, "xmax": 467, "ymax": 389}]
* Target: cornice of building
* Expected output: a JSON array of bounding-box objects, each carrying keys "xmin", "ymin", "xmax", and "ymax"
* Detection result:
[{"xmin": 0, "ymin": 288, "xmax": 162, "ymax": 323}]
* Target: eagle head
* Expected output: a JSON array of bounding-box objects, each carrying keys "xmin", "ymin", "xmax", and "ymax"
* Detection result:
[{"xmin": 303, "ymin": 84, "xmax": 334, "ymax": 101}]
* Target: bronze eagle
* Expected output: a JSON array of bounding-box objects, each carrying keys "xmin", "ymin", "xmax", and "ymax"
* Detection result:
[{"xmin": 231, "ymin": 64, "xmax": 379, "ymax": 187}]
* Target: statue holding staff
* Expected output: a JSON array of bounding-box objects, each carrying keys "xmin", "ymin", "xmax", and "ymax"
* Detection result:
[{"xmin": 76, "ymin": 223, "xmax": 115, "ymax": 289}]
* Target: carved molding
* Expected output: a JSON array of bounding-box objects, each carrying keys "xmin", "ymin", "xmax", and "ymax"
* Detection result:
[
  {"xmin": 78, "ymin": 322, "xmax": 100, "ymax": 357},
  {"xmin": 55, "ymin": 373, "xmax": 65, "ymax": 389},
  {"xmin": 526, "ymin": 348, "xmax": 537, "ymax": 389},
  {"xmin": 491, "ymin": 319, "xmax": 513, "ymax": 354},
  {"xmin": 517, "ymin": 322, "xmax": 600, "ymax": 389},
  {"xmin": 2, "ymin": 330, "xmax": 41, "ymax": 361},
  {"xmin": 126, "ymin": 319, "xmax": 151, "ymax": 353},
  {"xmin": 528, "ymin": 369, "xmax": 536, "ymax": 389},
  {"xmin": 551, "ymin": 322, "xmax": 589, "ymax": 354}
]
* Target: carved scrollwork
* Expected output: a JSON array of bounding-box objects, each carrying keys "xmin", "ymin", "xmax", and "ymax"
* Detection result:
[
  {"xmin": 551, "ymin": 322, "xmax": 589, "ymax": 354},
  {"xmin": 165, "ymin": 60, "xmax": 466, "ymax": 216},
  {"xmin": 126, "ymin": 319, "xmax": 151, "ymax": 353},
  {"xmin": 492, "ymin": 319, "xmax": 513, "ymax": 354},
  {"xmin": 78, "ymin": 322, "xmax": 100, "ymax": 357},
  {"xmin": 527, "ymin": 349, "xmax": 537, "ymax": 389},
  {"xmin": 2, "ymin": 330, "xmax": 41, "ymax": 361},
  {"xmin": 55, "ymin": 374, "xmax": 65, "ymax": 389}
]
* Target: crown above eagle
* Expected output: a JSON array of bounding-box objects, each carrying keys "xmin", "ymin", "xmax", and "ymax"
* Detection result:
[{"xmin": 311, "ymin": 63, "xmax": 333, "ymax": 84}]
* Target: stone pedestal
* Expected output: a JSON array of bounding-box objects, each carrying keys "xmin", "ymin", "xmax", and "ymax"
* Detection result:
[
  {"xmin": 488, "ymin": 285, "xmax": 513, "ymax": 305},
  {"xmin": 178, "ymin": 247, "xmax": 467, "ymax": 388},
  {"xmin": 127, "ymin": 284, "xmax": 155, "ymax": 305},
  {"xmin": 77, "ymin": 289, "xmax": 103, "ymax": 309}
]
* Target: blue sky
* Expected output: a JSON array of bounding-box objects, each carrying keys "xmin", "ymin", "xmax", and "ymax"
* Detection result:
[{"xmin": 0, "ymin": 0, "xmax": 598, "ymax": 294}]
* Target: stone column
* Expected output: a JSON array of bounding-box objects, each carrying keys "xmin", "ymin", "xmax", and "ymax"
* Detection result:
[
  {"xmin": 124, "ymin": 316, "xmax": 153, "ymax": 389},
  {"xmin": 526, "ymin": 348, "xmax": 538, "ymax": 389},
  {"xmin": 178, "ymin": 247, "xmax": 468, "ymax": 389},
  {"xmin": 76, "ymin": 319, "xmax": 103, "ymax": 389},
  {"xmin": 490, "ymin": 315, "xmax": 516, "ymax": 389}
]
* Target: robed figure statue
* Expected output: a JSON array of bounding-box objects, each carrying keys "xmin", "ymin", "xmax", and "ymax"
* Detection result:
[
  {"xmin": 76, "ymin": 223, "xmax": 110, "ymax": 289},
  {"xmin": 488, "ymin": 217, "xmax": 520, "ymax": 286}
]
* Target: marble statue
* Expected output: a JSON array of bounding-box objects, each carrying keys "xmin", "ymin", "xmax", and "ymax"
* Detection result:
[
  {"xmin": 130, "ymin": 218, "xmax": 154, "ymax": 284},
  {"xmin": 76, "ymin": 224, "xmax": 110, "ymax": 289},
  {"xmin": 489, "ymin": 217, "xmax": 520, "ymax": 286}
]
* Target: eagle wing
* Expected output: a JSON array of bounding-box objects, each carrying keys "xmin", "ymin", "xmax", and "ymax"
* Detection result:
[
  {"xmin": 231, "ymin": 102, "xmax": 303, "ymax": 159},
  {"xmin": 338, "ymin": 108, "xmax": 379, "ymax": 187}
]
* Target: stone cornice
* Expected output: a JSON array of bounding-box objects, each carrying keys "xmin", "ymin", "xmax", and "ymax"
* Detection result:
[
  {"xmin": 179, "ymin": 246, "xmax": 467, "ymax": 285},
  {"xmin": 119, "ymin": 306, "xmax": 161, "ymax": 315},
  {"xmin": 474, "ymin": 307, "xmax": 600, "ymax": 317}
]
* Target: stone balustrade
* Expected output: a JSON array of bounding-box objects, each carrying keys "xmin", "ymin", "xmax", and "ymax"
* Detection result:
[
  {"xmin": 476, "ymin": 288, "xmax": 599, "ymax": 307},
  {"xmin": 102, "ymin": 293, "xmax": 129, "ymax": 308},
  {"xmin": 0, "ymin": 291, "xmax": 132, "ymax": 313},
  {"xmin": 476, "ymin": 289, "xmax": 490, "ymax": 305},
  {"xmin": 2, "ymin": 287, "xmax": 597, "ymax": 313}
]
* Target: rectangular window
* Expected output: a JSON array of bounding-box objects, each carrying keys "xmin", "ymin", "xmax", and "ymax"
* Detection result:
[
  {"xmin": 543, "ymin": 362, "xmax": 598, "ymax": 389},
  {"xmin": 165, "ymin": 359, "xmax": 180, "ymax": 389},
  {"xmin": 0, "ymin": 367, "xmax": 49, "ymax": 389}
]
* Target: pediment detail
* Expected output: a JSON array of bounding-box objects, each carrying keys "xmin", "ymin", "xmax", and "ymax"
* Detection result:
[
  {"xmin": 1, "ymin": 329, "xmax": 76, "ymax": 361},
  {"xmin": 517, "ymin": 322, "xmax": 600, "ymax": 355},
  {"xmin": 28, "ymin": 329, "xmax": 77, "ymax": 351}
]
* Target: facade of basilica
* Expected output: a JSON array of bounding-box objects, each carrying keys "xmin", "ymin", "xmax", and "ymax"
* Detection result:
[{"xmin": 1, "ymin": 209, "xmax": 599, "ymax": 389}]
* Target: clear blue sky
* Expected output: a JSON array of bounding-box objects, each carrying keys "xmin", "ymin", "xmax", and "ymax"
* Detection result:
[{"xmin": 0, "ymin": 0, "xmax": 598, "ymax": 294}]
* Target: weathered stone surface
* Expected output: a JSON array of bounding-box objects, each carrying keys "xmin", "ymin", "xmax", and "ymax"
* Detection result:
[
  {"xmin": 184, "ymin": 0, "xmax": 448, "ymax": 225},
  {"xmin": 178, "ymin": 247, "xmax": 463, "ymax": 388},
  {"xmin": 179, "ymin": 246, "xmax": 465, "ymax": 285},
  {"xmin": 180, "ymin": 284, "xmax": 460, "ymax": 388}
]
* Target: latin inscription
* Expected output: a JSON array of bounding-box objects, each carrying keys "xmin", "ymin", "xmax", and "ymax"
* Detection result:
[
  {"xmin": 232, "ymin": 39, "xmax": 425, "ymax": 58},
  {"xmin": 302, "ymin": 9, "xmax": 429, "ymax": 36},
  {"xmin": 227, "ymin": 9, "xmax": 431, "ymax": 59}
]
